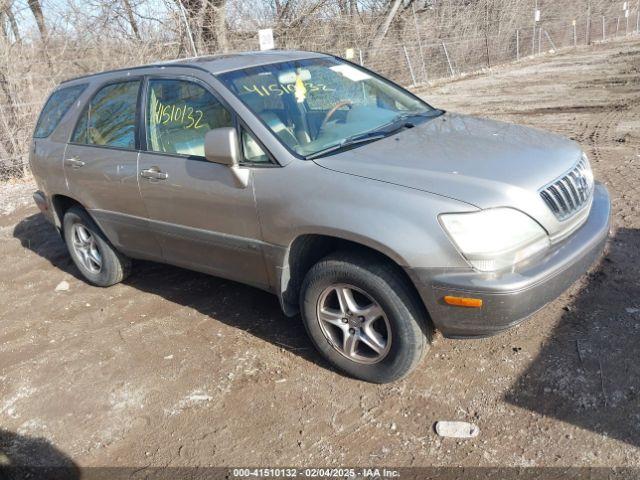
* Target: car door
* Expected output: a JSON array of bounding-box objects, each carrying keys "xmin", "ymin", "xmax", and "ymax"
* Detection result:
[
  {"xmin": 137, "ymin": 74, "xmax": 270, "ymax": 289},
  {"xmin": 64, "ymin": 78, "xmax": 162, "ymax": 260}
]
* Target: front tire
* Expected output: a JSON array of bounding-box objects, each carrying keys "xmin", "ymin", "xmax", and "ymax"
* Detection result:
[
  {"xmin": 300, "ymin": 251, "xmax": 430, "ymax": 383},
  {"xmin": 63, "ymin": 206, "xmax": 131, "ymax": 287}
]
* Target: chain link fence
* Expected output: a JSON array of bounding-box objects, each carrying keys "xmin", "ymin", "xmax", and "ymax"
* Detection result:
[
  {"xmin": 1, "ymin": 7, "xmax": 639, "ymax": 180},
  {"xmin": 343, "ymin": 12, "xmax": 640, "ymax": 86}
]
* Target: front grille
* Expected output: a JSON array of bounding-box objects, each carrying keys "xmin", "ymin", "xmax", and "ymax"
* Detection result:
[{"xmin": 540, "ymin": 158, "xmax": 593, "ymax": 221}]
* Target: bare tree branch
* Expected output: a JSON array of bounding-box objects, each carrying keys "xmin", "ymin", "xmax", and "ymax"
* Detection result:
[
  {"xmin": 370, "ymin": 0, "xmax": 404, "ymax": 51},
  {"xmin": 122, "ymin": 0, "xmax": 142, "ymax": 40},
  {"xmin": 27, "ymin": 0, "xmax": 47, "ymax": 40}
]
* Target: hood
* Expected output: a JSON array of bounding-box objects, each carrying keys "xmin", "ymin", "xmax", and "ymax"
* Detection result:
[{"xmin": 313, "ymin": 113, "xmax": 583, "ymax": 216}]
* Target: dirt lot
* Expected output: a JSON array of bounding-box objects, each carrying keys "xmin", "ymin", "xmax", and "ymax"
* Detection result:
[{"xmin": 1, "ymin": 37, "xmax": 640, "ymax": 470}]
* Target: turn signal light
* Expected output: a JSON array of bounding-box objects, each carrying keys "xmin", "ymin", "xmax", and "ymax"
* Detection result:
[{"xmin": 443, "ymin": 296, "xmax": 483, "ymax": 308}]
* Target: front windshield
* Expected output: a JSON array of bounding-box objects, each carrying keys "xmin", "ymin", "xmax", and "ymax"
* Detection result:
[{"xmin": 217, "ymin": 57, "xmax": 438, "ymax": 158}]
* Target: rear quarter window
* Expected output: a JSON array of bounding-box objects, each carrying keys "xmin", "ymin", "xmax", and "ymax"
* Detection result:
[
  {"xmin": 33, "ymin": 84, "xmax": 87, "ymax": 138},
  {"xmin": 71, "ymin": 80, "xmax": 140, "ymax": 149}
]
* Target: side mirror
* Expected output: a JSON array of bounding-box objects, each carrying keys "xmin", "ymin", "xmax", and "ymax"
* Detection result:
[
  {"xmin": 204, "ymin": 127, "xmax": 249, "ymax": 188},
  {"xmin": 205, "ymin": 127, "xmax": 239, "ymax": 166}
]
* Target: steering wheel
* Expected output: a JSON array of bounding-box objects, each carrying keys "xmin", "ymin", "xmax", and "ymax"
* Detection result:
[{"xmin": 320, "ymin": 100, "xmax": 353, "ymax": 130}]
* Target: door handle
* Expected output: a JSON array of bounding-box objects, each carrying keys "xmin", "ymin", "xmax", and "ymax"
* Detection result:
[
  {"xmin": 140, "ymin": 167, "xmax": 168, "ymax": 180},
  {"xmin": 64, "ymin": 158, "xmax": 85, "ymax": 168}
]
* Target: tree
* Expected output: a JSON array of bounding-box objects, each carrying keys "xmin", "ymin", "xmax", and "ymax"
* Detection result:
[
  {"xmin": 27, "ymin": 0, "xmax": 46, "ymax": 40},
  {"xmin": 369, "ymin": 0, "xmax": 404, "ymax": 52},
  {"xmin": 178, "ymin": 0, "xmax": 228, "ymax": 53},
  {"xmin": 122, "ymin": 0, "xmax": 142, "ymax": 40},
  {"xmin": 0, "ymin": 0, "xmax": 20, "ymax": 43},
  {"xmin": 0, "ymin": 10, "xmax": 6, "ymax": 41}
]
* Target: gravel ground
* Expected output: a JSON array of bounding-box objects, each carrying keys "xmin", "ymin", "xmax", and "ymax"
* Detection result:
[
  {"xmin": 1, "ymin": 37, "xmax": 639, "ymax": 471},
  {"xmin": 0, "ymin": 180, "xmax": 35, "ymax": 216}
]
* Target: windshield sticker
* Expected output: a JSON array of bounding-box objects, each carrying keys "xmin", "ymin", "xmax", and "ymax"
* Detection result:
[
  {"xmin": 241, "ymin": 82, "xmax": 334, "ymax": 97},
  {"xmin": 294, "ymin": 74, "xmax": 307, "ymax": 103},
  {"xmin": 153, "ymin": 101, "xmax": 205, "ymax": 129},
  {"xmin": 329, "ymin": 64, "xmax": 371, "ymax": 82}
]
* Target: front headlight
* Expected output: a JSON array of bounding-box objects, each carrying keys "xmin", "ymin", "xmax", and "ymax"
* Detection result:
[
  {"xmin": 581, "ymin": 152, "xmax": 595, "ymax": 189},
  {"xmin": 440, "ymin": 208, "xmax": 550, "ymax": 272}
]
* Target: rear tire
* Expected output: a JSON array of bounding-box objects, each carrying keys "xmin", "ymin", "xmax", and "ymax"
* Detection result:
[
  {"xmin": 300, "ymin": 251, "xmax": 430, "ymax": 383},
  {"xmin": 63, "ymin": 206, "xmax": 131, "ymax": 287}
]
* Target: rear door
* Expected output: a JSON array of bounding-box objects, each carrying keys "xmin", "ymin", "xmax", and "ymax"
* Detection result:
[
  {"xmin": 64, "ymin": 78, "xmax": 162, "ymax": 259},
  {"xmin": 137, "ymin": 73, "xmax": 270, "ymax": 289}
]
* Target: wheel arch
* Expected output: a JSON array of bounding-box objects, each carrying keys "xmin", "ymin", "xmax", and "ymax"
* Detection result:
[
  {"xmin": 49, "ymin": 194, "xmax": 108, "ymax": 245},
  {"xmin": 50, "ymin": 194, "xmax": 84, "ymax": 231},
  {"xmin": 278, "ymin": 233, "xmax": 428, "ymax": 321}
]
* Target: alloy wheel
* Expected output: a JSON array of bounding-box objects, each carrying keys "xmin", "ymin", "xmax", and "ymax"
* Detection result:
[
  {"xmin": 71, "ymin": 223, "xmax": 102, "ymax": 274},
  {"xmin": 316, "ymin": 284, "xmax": 391, "ymax": 364}
]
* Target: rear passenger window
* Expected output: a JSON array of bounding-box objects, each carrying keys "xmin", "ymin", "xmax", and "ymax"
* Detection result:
[
  {"xmin": 146, "ymin": 79, "xmax": 232, "ymax": 157},
  {"xmin": 34, "ymin": 84, "xmax": 87, "ymax": 138},
  {"xmin": 71, "ymin": 80, "xmax": 140, "ymax": 149}
]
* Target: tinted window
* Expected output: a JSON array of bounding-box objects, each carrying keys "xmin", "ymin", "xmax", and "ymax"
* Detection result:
[
  {"xmin": 146, "ymin": 79, "xmax": 232, "ymax": 157},
  {"xmin": 72, "ymin": 81, "xmax": 140, "ymax": 149},
  {"xmin": 34, "ymin": 84, "xmax": 87, "ymax": 138}
]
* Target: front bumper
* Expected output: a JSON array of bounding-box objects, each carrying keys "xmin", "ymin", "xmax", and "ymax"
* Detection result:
[{"xmin": 409, "ymin": 182, "xmax": 611, "ymax": 338}]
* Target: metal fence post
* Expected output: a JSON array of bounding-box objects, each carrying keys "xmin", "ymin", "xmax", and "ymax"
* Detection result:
[
  {"xmin": 403, "ymin": 45, "xmax": 417, "ymax": 85},
  {"xmin": 516, "ymin": 29, "xmax": 520, "ymax": 60},
  {"xmin": 411, "ymin": 2, "xmax": 427, "ymax": 80},
  {"xmin": 358, "ymin": 49, "xmax": 364, "ymax": 66},
  {"xmin": 627, "ymin": 13, "xmax": 630, "ymax": 35},
  {"xmin": 538, "ymin": 26, "xmax": 542, "ymax": 53},
  {"xmin": 442, "ymin": 41, "xmax": 455, "ymax": 76},
  {"xmin": 586, "ymin": 5, "xmax": 591, "ymax": 45},
  {"xmin": 544, "ymin": 30, "xmax": 557, "ymax": 50},
  {"xmin": 484, "ymin": 33, "xmax": 491, "ymax": 68},
  {"xmin": 603, "ymin": 16, "xmax": 606, "ymax": 40},
  {"xmin": 573, "ymin": 21, "xmax": 577, "ymax": 47},
  {"xmin": 616, "ymin": 17, "xmax": 620, "ymax": 35}
]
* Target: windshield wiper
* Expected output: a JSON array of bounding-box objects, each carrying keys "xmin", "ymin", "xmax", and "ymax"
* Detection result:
[
  {"xmin": 305, "ymin": 109, "xmax": 444, "ymax": 160},
  {"xmin": 306, "ymin": 118, "xmax": 416, "ymax": 160},
  {"xmin": 394, "ymin": 109, "xmax": 444, "ymax": 121},
  {"xmin": 305, "ymin": 131, "xmax": 390, "ymax": 160}
]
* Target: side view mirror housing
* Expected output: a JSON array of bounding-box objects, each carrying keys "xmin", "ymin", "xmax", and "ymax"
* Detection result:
[
  {"xmin": 204, "ymin": 127, "xmax": 249, "ymax": 188},
  {"xmin": 205, "ymin": 127, "xmax": 239, "ymax": 166}
]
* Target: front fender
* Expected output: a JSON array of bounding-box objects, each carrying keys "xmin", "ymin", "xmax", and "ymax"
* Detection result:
[{"xmin": 254, "ymin": 159, "xmax": 475, "ymax": 270}]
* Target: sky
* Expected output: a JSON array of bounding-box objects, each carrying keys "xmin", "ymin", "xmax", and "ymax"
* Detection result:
[{"xmin": 8, "ymin": 0, "xmax": 172, "ymax": 37}]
